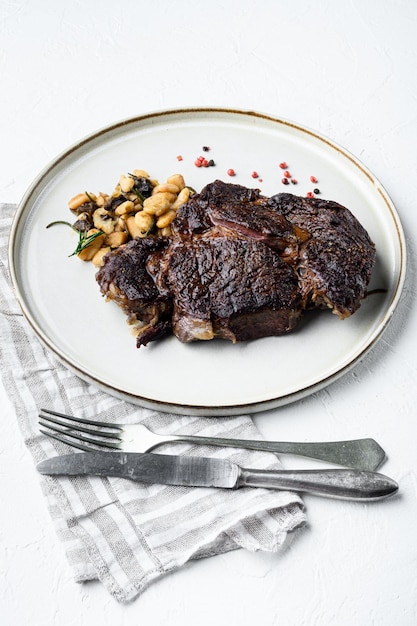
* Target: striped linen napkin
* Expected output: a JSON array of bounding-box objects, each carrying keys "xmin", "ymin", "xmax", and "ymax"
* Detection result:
[{"xmin": 0, "ymin": 203, "xmax": 306, "ymax": 603}]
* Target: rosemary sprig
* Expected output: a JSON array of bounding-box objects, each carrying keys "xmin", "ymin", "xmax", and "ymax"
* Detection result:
[
  {"xmin": 46, "ymin": 220, "xmax": 104, "ymax": 257},
  {"xmin": 131, "ymin": 188, "xmax": 146, "ymax": 203}
]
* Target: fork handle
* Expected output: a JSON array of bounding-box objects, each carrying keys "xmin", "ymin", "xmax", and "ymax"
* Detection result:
[{"xmin": 160, "ymin": 436, "xmax": 385, "ymax": 471}]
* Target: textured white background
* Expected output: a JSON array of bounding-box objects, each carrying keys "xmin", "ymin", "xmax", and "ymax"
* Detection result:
[{"xmin": 1, "ymin": 1, "xmax": 416, "ymax": 624}]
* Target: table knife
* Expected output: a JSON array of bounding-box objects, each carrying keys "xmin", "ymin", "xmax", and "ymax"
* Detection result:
[{"xmin": 36, "ymin": 451, "xmax": 399, "ymax": 501}]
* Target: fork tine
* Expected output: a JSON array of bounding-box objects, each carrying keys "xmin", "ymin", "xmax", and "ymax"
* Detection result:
[
  {"xmin": 39, "ymin": 420, "xmax": 121, "ymax": 450},
  {"xmin": 39, "ymin": 427, "xmax": 98, "ymax": 453},
  {"xmin": 39, "ymin": 408, "xmax": 123, "ymax": 432},
  {"xmin": 39, "ymin": 413, "xmax": 122, "ymax": 441}
]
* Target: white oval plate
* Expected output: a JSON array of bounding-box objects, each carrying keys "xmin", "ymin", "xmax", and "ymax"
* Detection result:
[{"xmin": 9, "ymin": 108, "xmax": 406, "ymax": 416}]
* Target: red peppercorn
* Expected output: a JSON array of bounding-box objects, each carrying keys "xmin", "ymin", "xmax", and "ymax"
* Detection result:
[
  {"xmin": 283, "ymin": 170, "xmax": 291, "ymax": 178},
  {"xmin": 279, "ymin": 162, "xmax": 288, "ymax": 169},
  {"xmin": 227, "ymin": 168, "xmax": 235, "ymax": 176},
  {"xmin": 291, "ymin": 178, "xmax": 298, "ymax": 184},
  {"xmin": 306, "ymin": 191, "xmax": 315, "ymax": 198},
  {"xmin": 176, "ymin": 155, "xmax": 183, "ymax": 161},
  {"xmin": 282, "ymin": 178, "xmax": 289, "ymax": 185},
  {"xmin": 251, "ymin": 171, "xmax": 259, "ymax": 178},
  {"xmin": 310, "ymin": 175, "xmax": 318, "ymax": 183},
  {"xmin": 202, "ymin": 159, "xmax": 209, "ymax": 167},
  {"xmin": 195, "ymin": 156, "xmax": 206, "ymax": 167}
]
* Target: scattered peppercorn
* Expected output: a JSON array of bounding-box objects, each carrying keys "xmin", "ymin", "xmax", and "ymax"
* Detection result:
[
  {"xmin": 310, "ymin": 175, "xmax": 318, "ymax": 183},
  {"xmin": 194, "ymin": 156, "xmax": 207, "ymax": 167},
  {"xmin": 306, "ymin": 191, "xmax": 315, "ymax": 198},
  {"xmin": 279, "ymin": 162, "xmax": 288, "ymax": 169},
  {"xmin": 283, "ymin": 170, "xmax": 291, "ymax": 178},
  {"xmin": 227, "ymin": 168, "xmax": 236, "ymax": 176},
  {"xmin": 251, "ymin": 171, "xmax": 259, "ymax": 178},
  {"xmin": 282, "ymin": 178, "xmax": 289, "ymax": 185},
  {"xmin": 291, "ymin": 178, "xmax": 298, "ymax": 184},
  {"xmin": 202, "ymin": 146, "xmax": 210, "ymax": 151},
  {"xmin": 208, "ymin": 159, "xmax": 215, "ymax": 166},
  {"xmin": 176, "ymin": 155, "xmax": 183, "ymax": 161},
  {"xmin": 313, "ymin": 188, "xmax": 320, "ymax": 194}
]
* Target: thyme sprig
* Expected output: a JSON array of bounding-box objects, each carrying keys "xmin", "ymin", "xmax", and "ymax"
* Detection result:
[{"xmin": 46, "ymin": 220, "xmax": 104, "ymax": 257}]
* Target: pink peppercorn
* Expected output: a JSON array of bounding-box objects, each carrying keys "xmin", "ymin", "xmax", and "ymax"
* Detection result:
[
  {"xmin": 176, "ymin": 155, "xmax": 183, "ymax": 161},
  {"xmin": 279, "ymin": 162, "xmax": 288, "ymax": 169},
  {"xmin": 291, "ymin": 178, "xmax": 298, "ymax": 184},
  {"xmin": 306, "ymin": 191, "xmax": 315, "ymax": 198},
  {"xmin": 283, "ymin": 170, "xmax": 291, "ymax": 178},
  {"xmin": 195, "ymin": 156, "xmax": 206, "ymax": 167},
  {"xmin": 251, "ymin": 171, "xmax": 259, "ymax": 178},
  {"xmin": 310, "ymin": 175, "xmax": 318, "ymax": 183},
  {"xmin": 227, "ymin": 168, "xmax": 235, "ymax": 176}
]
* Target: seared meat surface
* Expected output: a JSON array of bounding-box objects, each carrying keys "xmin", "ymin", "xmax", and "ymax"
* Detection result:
[
  {"xmin": 151, "ymin": 236, "xmax": 302, "ymax": 343},
  {"xmin": 267, "ymin": 193, "xmax": 376, "ymax": 317},
  {"xmin": 96, "ymin": 238, "xmax": 173, "ymax": 346},
  {"xmin": 96, "ymin": 180, "xmax": 376, "ymax": 347}
]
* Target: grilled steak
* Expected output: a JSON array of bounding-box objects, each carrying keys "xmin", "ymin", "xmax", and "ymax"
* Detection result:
[
  {"xmin": 150, "ymin": 236, "xmax": 302, "ymax": 343},
  {"xmin": 267, "ymin": 193, "xmax": 376, "ymax": 318},
  {"xmin": 172, "ymin": 180, "xmax": 304, "ymax": 254},
  {"xmin": 96, "ymin": 237, "xmax": 173, "ymax": 346},
  {"xmin": 95, "ymin": 180, "xmax": 376, "ymax": 347}
]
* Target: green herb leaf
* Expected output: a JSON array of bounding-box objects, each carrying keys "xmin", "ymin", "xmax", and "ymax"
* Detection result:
[
  {"xmin": 46, "ymin": 220, "xmax": 104, "ymax": 257},
  {"xmin": 131, "ymin": 188, "xmax": 146, "ymax": 203}
]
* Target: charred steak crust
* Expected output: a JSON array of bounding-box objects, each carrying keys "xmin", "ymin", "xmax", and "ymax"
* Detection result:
[
  {"xmin": 96, "ymin": 238, "xmax": 173, "ymax": 346},
  {"xmin": 172, "ymin": 180, "xmax": 265, "ymax": 236},
  {"xmin": 154, "ymin": 237, "xmax": 302, "ymax": 343},
  {"xmin": 95, "ymin": 180, "xmax": 376, "ymax": 347},
  {"xmin": 96, "ymin": 238, "xmax": 168, "ymax": 312},
  {"xmin": 267, "ymin": 193, "xmax": 376, "ymax": 317}
]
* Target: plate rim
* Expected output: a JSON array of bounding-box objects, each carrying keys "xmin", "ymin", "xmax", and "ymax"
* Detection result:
[{"xmin": 8, "ymin": 107, "xmax": 407, "ymax": 416}]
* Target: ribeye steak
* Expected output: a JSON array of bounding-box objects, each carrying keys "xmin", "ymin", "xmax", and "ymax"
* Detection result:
[{"xmin": 96, "ymin": 180, "xmax": 376, "ymax": 347}]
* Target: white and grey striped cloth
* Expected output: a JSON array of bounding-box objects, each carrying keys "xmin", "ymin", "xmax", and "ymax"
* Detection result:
[{"xmin": 0, "ymin": 203, "xmax": 306, "ymax": 603}]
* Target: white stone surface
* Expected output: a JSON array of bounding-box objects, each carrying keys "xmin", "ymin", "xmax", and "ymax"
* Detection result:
[{"xmin": 1, "ymin": 0, "xmax": 416, "ymax": 624}]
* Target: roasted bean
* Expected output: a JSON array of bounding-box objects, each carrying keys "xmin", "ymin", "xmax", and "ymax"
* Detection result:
[
  {"xmin": 134, "ymin": 211, "xmax": 155, "ymax": 234},
  {"xmin": 119, "ymin": 174, "xmax": 135, "ymax": 193},
  {"xmin": 77, "ymin": 230, "xmax": 106, "ymax": 261},
  {"xmin": 167, "ymin": 174, "xmax": 185, "ymax": 190},
  {"xmin": 68, "ymin": 192, "xmax": 95, "ymax": 211},
  {"xmin": 156, "ymin": 209, "xmax": 176, "ymax": 229},
  {"xmin": 152, "ymin": 183, "xmax": 180, "ymax": 195},
  {"xmin": 125, "ymin": 215, "xmax": 143, "ymax": 239},
  {"xmin": 172, "ymin": 186, "xmax": 191, "ymax": 209},
  {"xmin": 114, "ymin": 200, "xmax": 135, "ymax": 216},
  {"xmin": 142, "ymin": 193, "xmax": 175, "ymax": 215},
  {"xmin": 92, "ymin": 246, "xmax": 111, "ymax": 267},
  {"xmin": 105, "ymin": 231, "xmax": 129, "ymax": 248}
]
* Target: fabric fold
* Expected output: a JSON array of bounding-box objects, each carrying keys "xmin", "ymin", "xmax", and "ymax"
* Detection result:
[{"xmin": 1, "ymin": 203, "xmax": 306, "ymax": 603}]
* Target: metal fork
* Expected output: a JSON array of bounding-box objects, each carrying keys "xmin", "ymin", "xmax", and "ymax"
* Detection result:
[{"xmin": 38, "ymin": 408, "xmax": 386, "ymax": 471}]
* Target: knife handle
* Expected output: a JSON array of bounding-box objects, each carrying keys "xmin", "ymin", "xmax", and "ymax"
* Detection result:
[{"xmin": 238, "ymin": 467, "xmax": 398, "ymax": 501}]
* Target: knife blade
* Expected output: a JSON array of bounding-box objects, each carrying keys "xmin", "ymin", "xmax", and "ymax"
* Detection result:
[{"xmin": 36, "ymin": 451, "xmax": 399, "ymax": 501}]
